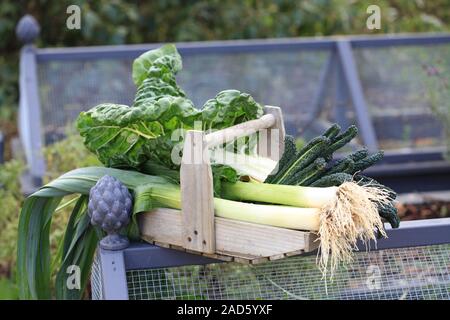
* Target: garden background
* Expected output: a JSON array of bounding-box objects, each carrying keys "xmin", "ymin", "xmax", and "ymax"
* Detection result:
[{"xmin": 1, "ymin": 0, "xmax": 449, "ymax": 299}]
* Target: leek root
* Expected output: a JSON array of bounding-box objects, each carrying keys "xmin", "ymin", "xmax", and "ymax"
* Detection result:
[{"xmin": 221, "ymin": 180, "xmax": 391, "ymax": 278}]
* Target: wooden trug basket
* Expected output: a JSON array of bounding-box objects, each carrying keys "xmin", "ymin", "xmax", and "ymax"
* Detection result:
[{"xmin": 138, "ymin": 106, "xmax": 319, "ymax": 264}]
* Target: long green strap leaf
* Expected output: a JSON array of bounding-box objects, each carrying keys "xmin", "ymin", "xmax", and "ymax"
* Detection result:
[
  {"xmin": 18, "ymin": 196, "xmax": 63, "ymax": 299},
  {"xmin": 17, "ymin": 167, "xmax": 174, "ymax": 299}
]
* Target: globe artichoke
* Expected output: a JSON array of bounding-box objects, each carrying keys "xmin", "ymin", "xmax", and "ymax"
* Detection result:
[{"xmin": 88, "ymin": 175, "xmax": 133, "ymax": 250}]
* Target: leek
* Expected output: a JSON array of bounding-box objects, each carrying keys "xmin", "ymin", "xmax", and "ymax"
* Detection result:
[
  {"xmin": 221, "ymin": 181, "xmax": 337, "ymax": 208},
  {"xmin": 18, "ymin": 167, "xmax": 390, "ymax": 299},
  {"xmin": 137, "ymin": 185, "xmax": 320, "ymax": 231},
  {"xmin": 137, "ymin": 174, "xmax": 392, "ymax": 280}
]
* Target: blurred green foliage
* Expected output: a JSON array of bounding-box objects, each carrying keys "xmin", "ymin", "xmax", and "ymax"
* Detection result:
[
  {"xmin": 0, "ymin": 129, "xmax": 99, "ymax": 299},
  {"xmin": 0, "ymin": 278, "xmax": 19, "ymax": 299},
  {"xmin": 0, "ymin": 159, "xmax": 24, "ymax": 278},
  {"xmin": 43, "ymin": 126, "xmax": 101, "ymax": 182},
  {"xmin": 1, "ymin": 1, "xmax": 449, "ymax": 146}
]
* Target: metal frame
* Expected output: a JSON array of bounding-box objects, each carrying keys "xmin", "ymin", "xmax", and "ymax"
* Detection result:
[
  {"xmin": 94, "ymin": 218, "xmax": 450, "ymax": 300},
  {"xmin": 33, "ymin": 33, "xmax": 450, "ymax": 61},
  {"xmin": 336, "ymin": 40, "xmax": 378, "ymax": 150},
  {"xmin": 17, "ymin": 28, "xmax": 450, "ymax": 191},
  {"xmin": 18, "ymin": 44, "xmax": 46, "ymax": 188}
]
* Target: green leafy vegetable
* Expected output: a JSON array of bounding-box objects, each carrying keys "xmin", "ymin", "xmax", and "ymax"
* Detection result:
[
  {"xmin": 268, "ymin": 136, "xmax": 330, "ymax": 184},
  {"xmin": 200, "ymin": 90, "xmax": 264, "ymax": 131},
  {"xmin": 322, "ymin": 123, "xmax": 341, "ymax": 140},
  {"xmin": 77, "ymin": 98, "xmax": 199, "ymax": 169},
  {"xmin": 132, "ymin": 44, "xmax": 182, "ymax": 87},
  {"xmin": 310, "ymin": 172, "xmax": 353, "ymax": 187},
  {"xmin": 78, "ymin": 45, "xmax": 263, "ymax": 176}
]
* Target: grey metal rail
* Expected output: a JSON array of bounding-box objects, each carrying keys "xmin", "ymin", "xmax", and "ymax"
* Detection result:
[
  {"xmin": 34, "ymin": 33, "xmax": 450, "ymax": 61},
  {"xmin": 94, "ymin": 218, "xmax": 450, "ymax": 300}
]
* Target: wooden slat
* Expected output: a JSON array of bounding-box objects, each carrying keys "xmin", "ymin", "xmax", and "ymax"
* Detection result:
[
  {"xmin": 213, "ymin": 215, "xmax": 309, "ymax": 257},
  {"xmin": 169, "ymin": 244, "xmax": 186, "ymax": 252},
  {"xmin": 232, "ymin": 256, "xmax": 253, "ymax": 264},
  {"xmin": 205, "ymin": 114, "xmax": 275, "ymax": 148},
  {"xmin": 144, "ymin": 237, "xmax": 307, "ymax": 264},
  {"xmin": 269, "ymin": 253, "xmax": 286, "ymax": 261},
  {"xmin": 217, "ymin": 250, "xmax": 261, "ymax": 261},
  {"xmin": 201, "ymin": 252, "xmax": 233, "ymax": 262},
  {"xmin": 259, "ymin": 106, "xmax": 285, "ymax": 162},
  {"xmin": 140, "ymin": 209, "xmax": 183, "ymax": 246},
  {"xmin": 249, "ymin": 257, "xmax": 270, "ymax": 264},
  {"xmin": 138, "ymin": 208, "xmax": 313, "ymax": 258},
  {"xmin": 285, "ymin": 250, "xmax": 305, "ymax": 257},
  {"xmin": 154, "ymin": 241, "xmax": 171, "ymax": 249},
  {"xmin": 180, "ymin": 130, "xmax": 216, "ymax": 254},
  {"xmin": 304, "ymin": 233, "xmax": 320, "ymax": 252}
]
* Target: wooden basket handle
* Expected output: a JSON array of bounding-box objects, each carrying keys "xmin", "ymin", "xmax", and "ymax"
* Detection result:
[
  {"xmin": 205, "ymin": 114, "xmax": 275, "ymax": 147},
  {"xmin": 205, "ymin": 105, "xmax": 285, "ymax": 161},
  {"xmin": 180, "ymin": 106, "xmax": 285, "ymax": 254}
]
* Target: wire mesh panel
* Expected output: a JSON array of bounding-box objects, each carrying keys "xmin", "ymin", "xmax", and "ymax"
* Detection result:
[
  {"xmin": 37, "ymin": 58, "xmax": 135, "ymax": 144},
  {"xmin": 178, "ymin": 50, "xmax": 330, "ymax": 138},
  {"xmin": 126, "ymin": 244, "xmax": 450, "ymax": 300},
  {"xmin": 30, "ymin": 38, "xmax": 450, "ymax": 168},
  {"xmin": 354, "ymin": 44, "xmax": 450, "ymax": 151},
  {"xmin": 36, "ymin": 50, "xmax": 330, "ymax": 145},
  {"xmin": 91, "ymin": 251, "xmax": 104, "ymax": 300}
]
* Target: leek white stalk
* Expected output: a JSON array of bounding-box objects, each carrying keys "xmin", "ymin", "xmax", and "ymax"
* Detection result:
[
  {"xmin": 222, "ymin": 181, "xmax": 337, "ymax": 208},
  {"xmin": 214, "ymin": 198, "xmax": 320, "ymax": 231},
  {"xmin": 145, "ymin": 185, "xmax": 320, "ymax": 231}
]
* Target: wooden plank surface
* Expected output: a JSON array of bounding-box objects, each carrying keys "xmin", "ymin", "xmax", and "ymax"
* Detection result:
[
  {"xmin": 138, "ymin": 208, "xmax": 313, "ymax": 258},
  {"xmin": 180, "ymin": 130, "xmax": 216, "ymax": 254},
  {"xmin": 140, "ymin": 238, "xmax": 308, "ymax": 264}
]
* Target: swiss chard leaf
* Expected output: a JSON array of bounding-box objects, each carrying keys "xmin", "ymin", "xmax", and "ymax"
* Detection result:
[
  {"xmin": 201, "ymin": 89, "xmax": 264, "ymax": 131},
  {"xmin": 211, "ymin": 164, "xmax": 239, "ymax": 196},
  {"xmin": 132, "ymin": 44, "xmax": 182, "ymax": 87},
  {"xmin": 133, "ymin": 54, "xmax": 186, "ymax": 108},
  {"xmin": 78, "ymin": 45, "xmax": 199, "ymax": 169},
  {"xmin": 77, "ymin": 97, "xmax": 200, "ymax": 169}
]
